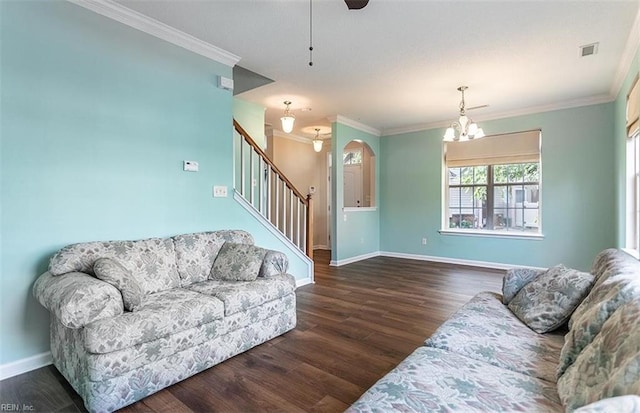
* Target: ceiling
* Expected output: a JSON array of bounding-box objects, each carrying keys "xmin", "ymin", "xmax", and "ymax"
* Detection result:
[{"xmin": 116, "ymin": 0, "xmax": 640, "ymax": 138}]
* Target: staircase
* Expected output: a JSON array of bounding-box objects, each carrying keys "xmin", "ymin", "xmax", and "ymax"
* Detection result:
[{"xmin": 233, "ymin": 120, "xmax": 313, "ymax": 259}]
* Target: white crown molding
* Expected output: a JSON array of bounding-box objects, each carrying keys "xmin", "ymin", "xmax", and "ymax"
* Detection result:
[
  {"xmin": 382, "ymin": 93, "xmax": 614, "ymax": 137},
  {"xmin": 67, "ymin": 0, "xmax": 241, "ymax": 67},
  {"xmin": 272, "ymin": 130, "xmax": 313, "ymax": 145},
  {"xmin": 327, "ymin": 115, "xmax": 381, "ymax": 136},
  {"xmin": 610, "ymin": 8, "xmax": 640, "ymax": 98},
  {"xmin": 0, "ymin": 351, "xmax": 52, "ymax": 380}
]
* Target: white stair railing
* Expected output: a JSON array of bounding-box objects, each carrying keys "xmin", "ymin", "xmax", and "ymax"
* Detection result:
[{"xmin": 233, "ymin": 120, "xmax": 313, "ymax": 258}]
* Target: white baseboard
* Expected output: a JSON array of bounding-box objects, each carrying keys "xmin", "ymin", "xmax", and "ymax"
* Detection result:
[
  {"xmin": 330, "ymin": 251, "xmax": 381, "ymax": 267},
  {"xmin": 0, "ymin": 351, "xmax": 52, "ymax": 381},
  {"xmin": 296, "ymin": 277, "xmax": 315, "ymax": 288},
  {"xmin": 380, "ymin": 251, "xmax": 547, "ymax": 271}
]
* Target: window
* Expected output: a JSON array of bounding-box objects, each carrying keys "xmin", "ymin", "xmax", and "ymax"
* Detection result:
[
  {"xmin": 343, "ymin": 148, "xmax": 363, "ymax": 165},
  {"xmin": 625, "ymin": 76, "xmax": 639, "ymax": 253},
  {"xmin": 444, "ymin": 130, "xmax": 541, "ymax": 235}
]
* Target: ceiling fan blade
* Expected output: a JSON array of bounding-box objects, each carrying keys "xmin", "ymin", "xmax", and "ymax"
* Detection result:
[
  {"xmin": 345, "ymin": 0, "xmax": 369, "ymax": 10},
  {"xmin": 466, "ymin": 104, "xmax": 489, "ymax": 111}
]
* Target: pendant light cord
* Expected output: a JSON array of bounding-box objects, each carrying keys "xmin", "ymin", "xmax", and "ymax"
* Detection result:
[{"xmin": 309, "ymin": 0, "xmax": 313, "ymax": 66}]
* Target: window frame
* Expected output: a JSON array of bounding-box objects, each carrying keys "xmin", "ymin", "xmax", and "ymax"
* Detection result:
[{"xmin": 442, "ymin": 162, "xmax": 543, "ymax": 239}]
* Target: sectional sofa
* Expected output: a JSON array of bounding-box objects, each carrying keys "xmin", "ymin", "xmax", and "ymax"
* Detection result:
[
  {"xmin": 33, "ymin": 230, "xmax": 297, "ymax": 413},
  {"xmin": 348, "ymin": 248, "xmax": 640, "ymax": 412}
]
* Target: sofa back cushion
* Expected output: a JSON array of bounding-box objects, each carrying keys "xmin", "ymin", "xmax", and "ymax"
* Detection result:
[
  {"xmin": 172, "ymin": 230, "xmax": 254, "ymax": 286},
  {"xmin": 557, "ymin": 249, "xmax": 640, "ymax": 379},
  {"xmin": 49, "ymin": 237, "xmax": 180, "ymax": 295},
  {"xmin": 557, "ymin": 300, "xmax": 640, "ymax": 411}
]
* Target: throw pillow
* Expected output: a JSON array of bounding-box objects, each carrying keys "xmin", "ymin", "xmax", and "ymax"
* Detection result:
[
  {"xmin": 502, "ymin": 267, "xmax": 545, "ymax": 304},
  {"xmin": 508, "ymin": 264, "xmax": 595, "ymax": 333},
  {"xmin": 94, "ymin": 257, "xmax": 143, "ymax": 311},
  {"xmin": 210, "ymin": 242, "xmax": 267, "ymax": 282}
]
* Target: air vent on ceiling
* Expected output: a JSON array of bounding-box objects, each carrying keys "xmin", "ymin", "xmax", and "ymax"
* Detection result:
[{"xmin": 580, "ymin": 42, "xmax": 599, "ymax": 57}]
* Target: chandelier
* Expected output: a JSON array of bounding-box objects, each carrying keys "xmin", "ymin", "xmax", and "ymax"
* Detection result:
[
  {"xmin": 443, "ymin": 86, "xmax": 485, "ymax": 142},
  {"xmin": 281, "ymin": 101, "xmax": 295, "ymax": 133}
]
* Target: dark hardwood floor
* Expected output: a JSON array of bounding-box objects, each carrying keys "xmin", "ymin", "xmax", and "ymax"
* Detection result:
[{"xmin": 0, "ymin": 250, "xmax": 504, "ymax": 413}]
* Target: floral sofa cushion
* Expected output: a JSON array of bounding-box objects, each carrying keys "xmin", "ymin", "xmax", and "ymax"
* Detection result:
[
  {"xmin": 573, "ymin": 396, "xmax": 640, "ymax": 413},
  {"xmin": 558, "ymin": 273, "xmax": 640, "ymax": 378},
  {"xmin": 570, "ymin": 248, "xmax": 640, "ymax": 330},
  {"xmin": 48, "ymin": 237, "xmax": 181, "ymax": 295},
  {"xmin": 186, "ymin": 273, "xmax": 296, "ymax": 316},
  {"xmin": 85, "ymin": 295, "xmax": 294, "ymax": 382},
  {"xmin": 210, "ymin": 242, "xmax": 267, "ymax": 281},
  {"xmin": 424, "ymin": 292, "xmax": 564, "ymax": 383},
  {"xmin": 93, "ymin": 258, "xmax": 144, "ymax": 311},
  {"xmin": 83, "ymin": 288, "xmax": 224, "ymax": 354},
  {"xmin": 172, "ymin": 230, "xmax": 254, "ymax": 286},
  {"xmin": 508, "ymin": 265, "xmax": 594, "ymax": 333},
  {"xmin": 347, "ymin": 346, "xmax": 562, "ymax": 413},
  {"xmin": 557, "ymin": 300, "xmax": 640, "ymax": 411},
  {"xmin": 589, "ymin": 248, "xmax": 640, "ymax": 290}
]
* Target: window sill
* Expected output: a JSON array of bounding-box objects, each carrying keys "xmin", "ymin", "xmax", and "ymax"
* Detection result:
[
  {"xmin": 439, "ymin": 229, "xmax": 544, "ymax": 240},
  {"xmin": 622, "ymin": 248, "xmax": 640, "ymax": 259},
  {"xmin": 343, "ymin": 207, "xmax": 377, "ymax": 212}
]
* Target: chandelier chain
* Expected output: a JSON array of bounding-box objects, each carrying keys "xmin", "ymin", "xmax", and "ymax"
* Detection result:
[{"xmin": 309, "ymin": 0, "xmax": 313, "ymax": 66}]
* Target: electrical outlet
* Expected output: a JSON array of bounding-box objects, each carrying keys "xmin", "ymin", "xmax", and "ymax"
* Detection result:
[
  {"xmin": 213, "ymin": 186, "xmax": 228, "ymax": 197},
  {"xmin": 422, "ymin": 237, "xmax": 427, "ymax": 245}
]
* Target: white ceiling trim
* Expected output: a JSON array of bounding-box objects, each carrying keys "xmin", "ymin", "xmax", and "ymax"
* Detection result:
[
  {"xmin": 383, "ymin": 94, "xmax": 614, "ymax": 137},
  {"xmin": 610, "ymin": 8, "xmax": 640, "ymax": 99},
  {"xmin": 327, "ymin": 115, "xmax": 381, "ymax": 137},
  {"xmin": 67, "ymin": 0, "xmax": 241, "ymax": 67},
  {"xmin": 272, "ymin": 130, "xmax": 313, "ymax": 144}
]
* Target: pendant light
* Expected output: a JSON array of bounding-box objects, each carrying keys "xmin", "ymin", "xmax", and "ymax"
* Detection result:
[
  {"xmin": 312, "ymin": 128, "xmax": 323, "ymax": 152},
  {"xmin": 281, "ymin": 101, "xmax": 295, "ymax": 133}
]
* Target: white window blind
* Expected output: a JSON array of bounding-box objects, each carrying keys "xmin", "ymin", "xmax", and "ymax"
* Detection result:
[{"xmin": 445, "ymin": 130, "xmax": 541, "ymax": 168}]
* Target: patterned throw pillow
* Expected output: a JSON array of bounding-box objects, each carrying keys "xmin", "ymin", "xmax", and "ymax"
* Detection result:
[
  {"xmin": 94, "ymin": 258, "xmax": 144, "ymax": 311},
  {"xmin": 210, "ymin": 242, "xmax": 267, "ymax": 282},
  {"xmin": 508, "ymin": 264, "xmax": 595, "ymax": 333}
]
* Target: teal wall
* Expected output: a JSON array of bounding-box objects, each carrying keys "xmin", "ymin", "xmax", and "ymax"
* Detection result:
[
  {"xmin": 233, "ymin": 98, "xmax": 266, "ymax": 149},
  {"xmin": 380, "ymin": 103, "xmax": 616, "ymax": 271},
  {"xmin": 1, "ymin": 1, "xmax": 310, "ymax": 367},
  {"xmin": 614, "ymin": 46, "xmax": 640, "ymax": 247},
  {"xmin": 331, "ymin": 122, "xmax": 380, "ymax": 262}
]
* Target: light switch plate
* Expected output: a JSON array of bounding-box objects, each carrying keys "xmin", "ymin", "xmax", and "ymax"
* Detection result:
[{"xmin": 213, "ymin": 186, "xmax": 228, "ymax": 197}]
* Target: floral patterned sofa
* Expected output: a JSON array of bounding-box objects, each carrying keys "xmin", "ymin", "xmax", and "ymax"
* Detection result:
[
  {"xmin": 33, "ymin": 230, "xmax": 297, "ymax": 413},
  {"xmin": 348, "ymin": 248, "xmax": 640, "ymax": 412}
]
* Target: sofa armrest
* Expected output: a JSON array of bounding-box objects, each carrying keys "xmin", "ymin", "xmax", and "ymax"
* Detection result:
[
  {"xmin": 259, "ymin": 249, "xmax": 289, "ymax": 278},
  {"xmin": 33, "ymin": 271, "xmax": 124, "ymax": 329},
  {"xmin": 502, "ymin": 267, "xmax": 546, "ymax": 304}
]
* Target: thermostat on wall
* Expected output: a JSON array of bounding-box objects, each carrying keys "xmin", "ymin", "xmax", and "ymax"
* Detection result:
[{"xmin": 183, "ymin": 161, "xmax": 199, "ymax": 172}]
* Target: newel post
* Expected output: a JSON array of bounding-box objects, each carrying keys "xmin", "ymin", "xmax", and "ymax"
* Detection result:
[{"xmin": 306, "ymin": 194, "xmax": 313, "ymax": 260}]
